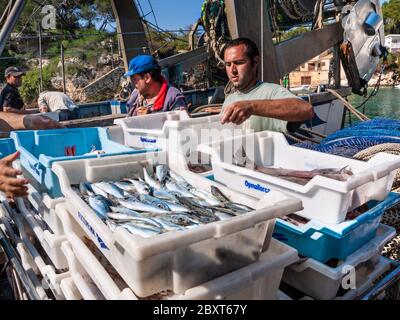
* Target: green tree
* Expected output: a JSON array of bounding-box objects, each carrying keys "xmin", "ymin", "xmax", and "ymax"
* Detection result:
[{"xmin": 383, "ymin": 0, "xmax": 400, "ymax": 34}]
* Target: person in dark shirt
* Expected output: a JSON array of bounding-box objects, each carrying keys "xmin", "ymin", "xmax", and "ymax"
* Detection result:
[{"xmin": 0, "ymin": 66, "xmax": 33, "ymax": 114}]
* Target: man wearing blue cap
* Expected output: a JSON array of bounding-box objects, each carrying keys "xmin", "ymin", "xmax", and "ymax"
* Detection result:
[{"xmin": 124, "ymin": 55, "xmax": 187, "ymax": 116}]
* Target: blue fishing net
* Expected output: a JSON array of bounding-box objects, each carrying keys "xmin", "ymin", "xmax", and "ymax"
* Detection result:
[{"xmin": 321, "ymin": 118, "xmax": 400, "ymax": 144}]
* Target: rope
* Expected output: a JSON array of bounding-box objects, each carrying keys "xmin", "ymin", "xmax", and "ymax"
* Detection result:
[
  {"xmin": 353, "ymin": 143, "xmax": 400, "ymax": 161},
  {"xmin": 325, "ymin": 89, "xmax": 369, "ymax": 121}
]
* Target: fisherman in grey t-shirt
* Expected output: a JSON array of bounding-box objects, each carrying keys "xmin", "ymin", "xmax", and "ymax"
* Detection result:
[
  {"xmin": 37, "ymin": 91, "xmax": 78, "ymax": 113},
  {"xmin": 220, "ymin": 38, "xmax": 313, "ymax": 132}
]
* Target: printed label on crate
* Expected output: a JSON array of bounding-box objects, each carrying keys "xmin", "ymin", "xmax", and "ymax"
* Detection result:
[
  {"xmin": 140, "ymin": 136, "xmax": 157, "ymax": 144},
  {"xmin": 78, "ymin": 211, "xmax": 109, "ymax": 250},
  {"xmin": 29, "ymin": 162, "xmax": 41, "ymax": 177},
  {"xmin": 244, "ymin": 180, "xmax": 271, "ymax": 193}
]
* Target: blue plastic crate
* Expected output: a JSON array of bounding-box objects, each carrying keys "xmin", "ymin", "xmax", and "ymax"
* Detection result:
[
  {"xmin": 273, "ymin": 192, "xmax": 400, "ymax": 263},
  {"xmin": 11, "ymin": 127, "xmax": 155, "ymax": 198},
  {"xmin": 0, "ymin": 138, "xmax": 16, "ymax": 159}
]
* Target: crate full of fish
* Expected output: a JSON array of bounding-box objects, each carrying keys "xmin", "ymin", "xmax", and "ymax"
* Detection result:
[
  {"xmin": 198, "ymin": 130, "xmax": 400, "ymax": 225},
  {"xmin": 273, "ymin": 192, "xmax": 400, "ymax": 263},
  {"xmin": 10, "ymin": 127, "xmax": 156, "ymax": 198},
  {"xmin": 281, "ymin": 224, "xmax": 395, "ymax": 300},
  {"xmin": 52, "ymin": 151, "xmax": 302, "ymax": 297}
]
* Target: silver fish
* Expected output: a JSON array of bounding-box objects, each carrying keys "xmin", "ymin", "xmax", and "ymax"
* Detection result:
[
  {"xmin": 158, "ymin": 214, "xmax": 199, "ymax": 228},
  {"xmin": 155, "ymin": 165, "xmax": 168, "ymax": 184},
  {"xmin": 106, "ymin": 220, "xmax": 118, "ymax": 232},
  {"xmin": 152, "ymin": 189, "xmax": 179, "ymax": 202},
  {"xmin": 121, "ymin": 223, "xmax": 163, "ymax": 238},
  {"xmin": 211, "ymin": 186, "xmax": 253, "ymax": 212},
  {"xmin": 93, "ymin": 182, "xmax": 125, "ymax": 199},
  {"xmin": 139, "ymin": 194, "xmax": 189, "ymax": 213},
  {"xmin": 151, "ymin": 216, "xmax": 184, "ymax": 231},
  {"xmin": 176, "ymin": 197, "xmax": 219, "ymax": 222},
  {"xmin": 88, "ymin": 195, "xmax": 110, "ymax": 219},
  {"xmin": 190, "ymin": 188, "xmax": 221, "ymax": 206},
  {"xmin": 165, "ymin": 181, "xmax": 195, "ymax": 198},
  {"xmin": 114, "ymin": 181, "xmax": 136, "ymax": 193},
  {"xmin": 79, "ymin": 182, "xmax": 93, "ymax": 196},
  {"xmin": 119, "ymin": 198, "xmax": 170, "ymax": 214},
  {"xmin": 125, "ymin": 179, "xmax": 151, "ymax": 195},
  {"xmin": 89, "ymin": 183, "xmax": 109, "ymax": 198},
  {"xmin": 107, "ymin": 213, "xmax": 143, "ymax": 221},
  {"xmin": 143, "ymin": 167, "xmax": 161, "ymax": 189},
  {"xmin": 139, "ymin": 194, "xmax": 170, "ymax": 211},
  {"xmin": 109, "ymin": 206, "xmax": 142, "ymax": 217}
]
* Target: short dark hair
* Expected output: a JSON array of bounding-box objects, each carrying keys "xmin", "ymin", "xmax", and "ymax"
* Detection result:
[
  {"xmin": 222, "ymin": 37, "xmax": 260, "ymax": 62},
  {"xmin": 138, "ymin": 67, "xmax": 163, "ymax": 83}
]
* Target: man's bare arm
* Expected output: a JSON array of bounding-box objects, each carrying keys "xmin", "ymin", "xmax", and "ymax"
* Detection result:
[
  {"xmin": 221, "ymin": 98, "xmax": 314, "ymax": 125},
  {"xmin": 3, "ymin": 106, "xmax": 28, "ymax": 114},
  {"xmin": 0, "ymin": 112, "xmax": 64, "ymax": 131}
]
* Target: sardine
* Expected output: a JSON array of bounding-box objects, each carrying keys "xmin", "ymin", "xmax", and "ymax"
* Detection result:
[
  {"xmin": 176, "ymin": 197, "xmax": 219, "ymax": 221},
  {"xmin": 114, "ymin": 181, "xmax": 137, "ymax": 193},
  {"xmin": 89, "ymin": 183, "xmax": 109, "ymax": 198},
  {"xmin": 79, "ymin": 182, "xmax": 93, "ymax": 196},
  {"xmin": 143, "ymin": 167, "xmax": 161, "ymax": 189},
  {"xmin": 211, "ymin": 186, "xmax": 253, "ymax": 212},
  {"xmin": 119, "ymin": 198, "xmax": 170, "ymax": 214},
  {"xmin": 109, "ymin": 206, "xmax": 142, "ymax": 217},
  {"xmin": 107, "ymin": 213, "xmax": 143, "ymax": 221},
  {"xmin": 158, "ymin": 214, "xmax": 199, "ymax": 228},
  {"xmin": 121, "ymin": 223, "xmax": 163, "ymax": 238},
  {"xmin": 125, "ymin": 178, "xmax": 152, "ymax": 194},
  {"xmin": 93, "ymin": 182, "xmax": 125, "ymax": 199},
  {"xmin": 169, "ymin": 171, "xmax": 192, "ymax": 189},
  {"xmin": 139, "ymin": 194, "xmax": 189, "ymax": 213},
  {"xmin": 139, "ymin": 194, "xmax": 171, "ymax": 211},
  {"xmin": 152, "ymin": 189, "xmax": 179, "ymax": 202},
  {"xmin": 190, "ymin": 188, "xmax": 221, "ymax": 206},
  {"xmin": 106, "ymin": 220, "xmax": 118, "ymax": 232},
  {"xmin": 165, "ymin": 181, "xmax": 195, "ymax": 198},
  {"xmin": 155, "ymin": 165, "xmax": 168, "ymax": 184},
  {"xmin": 151, "ymin": 216, "xmax": 185, "ymax": 231},
  {"xmin": 88, "ymin": 195, "xmax": 111, "ymax": 219}
]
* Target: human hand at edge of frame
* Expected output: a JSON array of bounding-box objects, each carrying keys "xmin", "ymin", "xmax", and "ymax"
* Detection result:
[
  {"xmin": 23, "ymin": 114, "xmax": 65, "ymax": 130},
  {"xmin": 0, "ymin": 151, "xmax": 29, "ymax": 199},
  {"xmin": 220, "ymin": 101, "xmax": 254, "ymax": 125}
]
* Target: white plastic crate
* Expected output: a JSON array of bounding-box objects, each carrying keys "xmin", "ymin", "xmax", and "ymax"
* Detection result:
[
  {"xmin": 15, "ymin": 198, "xmax": 68, "ymax": 270},
  {"xmin": 52, "ymin": 151, "xmax": 302, "ymax": 297},
  {"xmin": 60, "ymin": 277, "xmax": 83, "ymax": 300},
  {"xmin": 25, "ymin": 184, "xmax": 66, "ymax": 235},
  {"xmin": 56, "ymin": 204, "xmax": 297, "ymax": 300},
  {"xmin": 0, "ymin": 202, "xmax": 69, "ymax": 300},
  {"xmin": 280, "ymin": 256, "xmax": 390, "ymax": 300},
  {"xmin": 198, "ymin": 131, "xmax": 400, "ymax": 225},
  {"xmin": 335, "ymin": 256, "xmax": 391, "ymax": 300},
  {"xmin": 282, "ymin": 224, "xmax": 395, "ymax": 300},
  {"xmin": 114, "ymin": 110, "xmax": 190, "ymax": 149},
  {"xmin": 114, "ymin": 112, "xmax": 243, "ymax": 176},
  {"xmin": 168, "ymin": 239, "xmax": 298, "ymax": 300},
  {"xmin": 56, "ymin": 203, "xmax": 137, "ymax": 300}
]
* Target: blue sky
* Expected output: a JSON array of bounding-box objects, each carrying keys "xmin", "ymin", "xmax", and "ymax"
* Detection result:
[{"xmin": 137, "ymin": 0, "xmax": 204, "ymax": 31}]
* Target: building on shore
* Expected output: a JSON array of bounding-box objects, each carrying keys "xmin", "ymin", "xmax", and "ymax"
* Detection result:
[
  {"xmin": 288, "ymin": 50, "xmax": 347, "ymax": 88},
  {"xmin": 385, "ymin": 34, "xmax": 400, "ymax": 53}
]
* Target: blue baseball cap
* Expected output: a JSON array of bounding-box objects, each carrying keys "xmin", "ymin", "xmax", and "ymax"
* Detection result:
[{"xmin": 124, "ymin": 55, "xmax": 160, "ymax": 77}]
